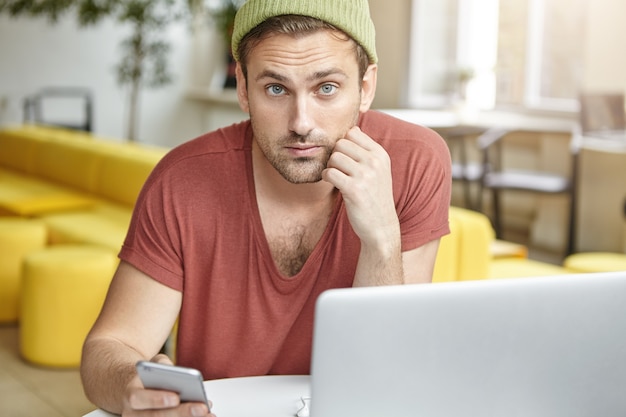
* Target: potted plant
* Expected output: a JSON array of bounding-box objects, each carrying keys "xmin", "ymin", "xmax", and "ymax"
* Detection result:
[
  {"xmin": 1, "ymin": 0, "xmax": 194, "ymax": 142},
  {"xmin": 209, "ymin": 0, "xmax": 243, "ymax": 88}
]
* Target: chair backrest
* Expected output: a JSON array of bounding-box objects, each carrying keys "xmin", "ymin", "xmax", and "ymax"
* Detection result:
[
  {"xmin": 23, "ymin": 87, "xmax": 93, "ymax": 132},
  {"xmin": 476, "ymin": 127, "xmax": 510, "ymax": 174},
  {"xmin": 578, "ymin": 92, "xmax": 626, "ymax": 133}
]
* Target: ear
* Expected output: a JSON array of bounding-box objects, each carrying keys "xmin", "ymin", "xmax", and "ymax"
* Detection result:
[
  {"xmin": 236, "ymin": 62, "xmax": 250, "ymax": 114},
  {"xmin": 359, "ymin": 64, "xmax": 378, "ymax": 112}
]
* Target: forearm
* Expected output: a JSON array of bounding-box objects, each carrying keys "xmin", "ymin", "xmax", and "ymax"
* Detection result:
[
  {"xmin": 80, "ymin": 336, "xmax": 146, "ymax": 415},
  {"xmin": 352, "ymin": 223, "xmax": 404, "ymax": 287},
  {"xmin": 78, "ymin": 261, "xmax": 189, "ymax": 414}
]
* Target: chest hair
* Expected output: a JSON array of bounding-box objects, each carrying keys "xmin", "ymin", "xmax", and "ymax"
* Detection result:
[{"xmin": 263, "ymin": 211, "xmax": 332, "ymax": 277}]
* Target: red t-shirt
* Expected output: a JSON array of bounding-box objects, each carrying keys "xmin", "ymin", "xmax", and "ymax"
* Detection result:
[{"xmin": 119, "ymin": 110, "xmax": 451, "ymax": 379}]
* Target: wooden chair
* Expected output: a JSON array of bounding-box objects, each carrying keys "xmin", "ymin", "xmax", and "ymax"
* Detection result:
[
  {"xmin": 578, "ymin": 92, "xmax": 625, "ymax": 134},
  {"xmin": 477, "ymin": 127, "xmax": 578, "ymax": 256},
  {"xmin": 438, "ymin": 125, "xmax": 486, "ymax": 210},
  {"xmin": 562, "ymin": 92, "xmax": 626, "ymax": 270}
]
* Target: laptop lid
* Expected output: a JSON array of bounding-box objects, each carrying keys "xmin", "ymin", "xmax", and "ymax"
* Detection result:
[{"xmin": 310, "ymin": 272, "xmax": 626, "ymax": 417}]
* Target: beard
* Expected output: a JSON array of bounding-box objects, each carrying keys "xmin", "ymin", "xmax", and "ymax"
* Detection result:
[
  {"xmin": 250, "ymin": 100, "xmax": 361, "ymax": 184},
  {"xmin": 254, "ymin": 130, "xmax": 334, "ymax": 184}
]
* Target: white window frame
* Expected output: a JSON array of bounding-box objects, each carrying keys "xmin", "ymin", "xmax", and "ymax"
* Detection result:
[
  {"xmin": 408, "ymin": 0, "xmax": 581, "ymax": 113},
  {"xmin": 407, "ymin": 0, "xmax": 458, "ymax": 108},
  {"xmin": 407, "ymin": 0, "xmax": 498, "ymax": 110},
  {"xmin": 524, "ymin": 0, "xmax": 580, "ymax": 112}
]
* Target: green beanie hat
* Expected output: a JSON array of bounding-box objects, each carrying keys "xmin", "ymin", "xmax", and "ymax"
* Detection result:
[{"xmin": 231, "ymin": 0, "xmax": 378, "ymax": 64}]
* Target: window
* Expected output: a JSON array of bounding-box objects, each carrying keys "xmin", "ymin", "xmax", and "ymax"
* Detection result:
[
  {"xmin": 408, "ymin": 0, "xmax": 586, "ymax": 113},
  {"xmin": 408, "ymin": 0, "xmax": 460, "ymax": 108},
  {"xmin": 523, "ymin": 0, "xmax": 586, "ymax": 110}
]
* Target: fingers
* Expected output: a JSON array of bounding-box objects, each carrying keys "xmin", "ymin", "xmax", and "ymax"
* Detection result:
[
  {"xmin": 128, "ymin": 386, "xmax": 180, "ymax": 410},
  {"xmin": 186, "ymin": 402, "xmax": 212, "ymax": 416},
  {"xmin": 126, "ymin": 388, "xmax": 210, "ymax": 415},
  {"xmin": 322, "ymin": 126, "xmax": 398, "ymax": 246},
  {"xmin": 330, "ymin": 127, "xmax": 380, "ymax": 166},
  {"xmin": 343, "ymin": 125, "xmax": 379, "ymax": 151},
  {"xmin": 323, "ymin": 126, "xmax": 390, "ymax": 191},
  {"xmin": 124, "ymin": 364, "xmax": 212, "ymax": 416},
  {"xmin": 151, "ymin": 353, "xmax": 175, "ymax": 365}
]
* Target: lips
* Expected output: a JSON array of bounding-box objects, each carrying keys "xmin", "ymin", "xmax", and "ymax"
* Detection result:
[{"xmin": 286, "ymin": 144, "xmax": 322, "ymax": 157}]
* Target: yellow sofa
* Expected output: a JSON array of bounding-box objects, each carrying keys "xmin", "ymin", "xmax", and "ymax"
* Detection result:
[
  {"xmin": 0, "ymin": 125, "xmax": 569, "ymax": 286},
  {"xmin": 0, "ymin": 125, "xmax": 168, "ymax": 251},
  {"xmin": 433, "ymin": 206, "xmax": 493, "ymax": 282},
  {"xmin": 434, "ymin": 206, "xmax": 571, "ymax": 282}
]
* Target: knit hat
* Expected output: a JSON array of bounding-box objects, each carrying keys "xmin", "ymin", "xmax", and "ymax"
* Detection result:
[{"xmin": 231, "ymin": 0, "xmax": 378, "ymax": 64}]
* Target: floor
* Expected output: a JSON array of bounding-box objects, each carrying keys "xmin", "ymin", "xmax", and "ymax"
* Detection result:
[
  {"xmin": 501, "ymin": 226, "xmax": 565, "ymax": 265},
  {"xmin": 0, "ymin": 324, "xmax": 96, "ymax": 417}
]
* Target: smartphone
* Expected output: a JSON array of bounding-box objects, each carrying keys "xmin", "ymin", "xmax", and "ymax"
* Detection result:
[{"xmin": 136, "ymin": 361, "xmax": 210, "ymax": 410}]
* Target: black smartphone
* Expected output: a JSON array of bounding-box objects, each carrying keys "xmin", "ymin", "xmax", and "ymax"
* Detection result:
[{"xmin": 136, "ymin": 361, "xmax": 210, "ymax": 410}]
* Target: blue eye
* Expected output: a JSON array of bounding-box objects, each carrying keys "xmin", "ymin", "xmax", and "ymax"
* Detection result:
[
  {"xmin": 319, "ymin": 84, "xmax": 337, "ymax": 96},
  {"xmin": 267, "ymin": 85, "xmax": 285, "ymax": 96}
]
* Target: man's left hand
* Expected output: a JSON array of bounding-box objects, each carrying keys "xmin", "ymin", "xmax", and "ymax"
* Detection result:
[{"xmin": 322, "ymin": 126, "xmax": 400, "ymax": 248}]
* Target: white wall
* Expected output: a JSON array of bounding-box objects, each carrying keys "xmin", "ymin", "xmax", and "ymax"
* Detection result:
[
  {"xmin": 582, "ymin": 0, "xmax": 626, "ymax": 91},
  {"xmin": 0, "ymin": 3, "xmax": 406, "ymax": 145},
  {"xmin": 369, "ymin": 0, "xmax": 411, "ymax": 109},
  {"xmin": 0, "ymin": 14, "xmax": 210, "ymax": 147},
  {"xmin": 3, "ymin": 0, "xmax": 626, "ymax": 147}
]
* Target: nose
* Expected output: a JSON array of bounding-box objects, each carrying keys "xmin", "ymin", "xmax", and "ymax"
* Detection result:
[{"xmin": 288, "ymin": 96, "xmax": 315, "ymax": 138}]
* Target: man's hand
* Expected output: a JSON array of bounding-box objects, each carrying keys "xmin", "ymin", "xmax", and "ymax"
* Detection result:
[
  {"xmin": 322, "ymin": 126, "xmax": 404, "ymax": 286},
  {"xmin": 323, "ymin": 126, "xmax": 400, "ymax": 248},
  {"xmin": 122, "ymin": 354, "xmax": 213, "ymax": 417}
]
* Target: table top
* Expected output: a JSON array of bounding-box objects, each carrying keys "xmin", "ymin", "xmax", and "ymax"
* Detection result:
[
  {"xmin": 83, "ymin": 375, "xmax": 311, "ymax": 417},
  {"xmin": 579, "ymin": 130, "xmax": 626, "ymax": 153},
  {"xmin": 380, "ymin": 108, "xmax": 575, "ymax": 133}
]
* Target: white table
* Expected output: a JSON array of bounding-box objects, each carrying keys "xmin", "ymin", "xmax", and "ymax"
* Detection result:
[
  {"xmin": 579, "ymin": 130, "xmax": 626, "ymax": 153},
  {"xmin": 83, "ymin": 375, "xmax": 311, "ymax": 417},
  {"xmin": 380, "ymin": 108, "xmax": 575, "ymax": 132}
]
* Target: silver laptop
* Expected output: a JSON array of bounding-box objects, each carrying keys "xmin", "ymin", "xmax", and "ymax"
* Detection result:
[{"xmin": 310, "ymin": 272, "xmax": 626, "ymax": 417}]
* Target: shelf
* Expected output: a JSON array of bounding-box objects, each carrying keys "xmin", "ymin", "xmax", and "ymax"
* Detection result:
[{"xmin": 185, "ymin": 87, "xmax": 239, "ymax": 106}]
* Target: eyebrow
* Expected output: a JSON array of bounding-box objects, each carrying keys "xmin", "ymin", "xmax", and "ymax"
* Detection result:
[
  {"xmin": 311, "ymin": 68, "xmax": 348, "ymax": 81},
  {"xmin": 255, "ymin": 67, "xmax": 348, "ymax": 84},
  {"xmin": 256, "ymin": 70, "xmax": 287, "ymax": 83}
]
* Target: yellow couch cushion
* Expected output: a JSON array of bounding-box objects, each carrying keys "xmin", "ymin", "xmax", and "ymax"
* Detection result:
[
  {"xmin": 0, "ymin": 128, "xmax": 42, "ymax": 174},
  {"xmin": 0, "ymin": 193, "xmax": 96, "ymax": 217},
  {"xmin": 490, "ymin": 258, "xmax": 571, "ymax": 279},
  {"xmin": 0, "ymin": 168, "xmax": 96, "ymax": 216},
  {"xmin": 32, "ymin": 138, "xmax": 101, "ymax": 192},
  {"xmin": 96, "ymin": 149, "xmax": 165, "ymax": 206},
  {"xmin": 432, "ymin": 211, "xmax": 460, "ymax": 282},
  {"xmin": 19, "ymin": 245, "xmax": 118, "ymax": 367},
  {"xmin": 0, "ymin": 218, "xmax": 48, "ymax": 322},
  {"xmin": 433, "ymin": 206, "xmax": 495, "ymax": 282},
  {"xmin": 490, "ymin": 239, "xmax": 528, "ymax": 259},
  {"xmin": 452, "ymin": 207, "xmax": 495, "ymax": 281},
  {"xmin": 0, "ymin": 125, "xmax": 93, "ymax": 175},
  {"xmin": 42, "ymin": 203, "xmax": 132, "ymax": 252},
  {"xmin": 563, "ymin": 252, "xmax": 626, "ymax": 273}
]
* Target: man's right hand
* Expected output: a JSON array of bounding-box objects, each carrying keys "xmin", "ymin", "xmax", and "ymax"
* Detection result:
[
  {"xmin": 122, "ymin": 372, "xmax": 213, "ymax": 416},
  {"xmin": 120, "ymin": 354, "xmax": 213, "ymax": 416}
]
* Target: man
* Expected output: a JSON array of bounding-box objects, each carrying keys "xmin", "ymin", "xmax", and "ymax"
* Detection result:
[{"xmin": 81, "ymin": 0, "xmax": 451, "ymax": 415}]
